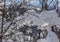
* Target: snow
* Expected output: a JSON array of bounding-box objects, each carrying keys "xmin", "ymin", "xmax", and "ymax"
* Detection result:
[
  {"xmin": 41, "ymin": 23, "xmax": 49, "ymax": 28},
  {"xmin": 7, "ymin": 39, "xmax": 13, "ymax": 42},
  {"xmin": 0, "ymin": 8, "xmax": 60, "ymax": 42},
  {"xmin": 24, "ymin": 10, "xmax": 60, "ymax": 42},
  {"xmin": 58, "ymin": 0, "xmax": 60, "ymax": 7},
  {"xmin": 24, "ymin": 10, "xmax": 59, "ymax": 29},
  {"xmin": 37, "ymin": 31, "xmax": 59, "ymax": 42}
]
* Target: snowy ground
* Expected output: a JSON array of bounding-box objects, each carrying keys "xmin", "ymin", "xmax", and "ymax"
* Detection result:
[
  {"xmin": 37, "ymin": 30, "xmax": 59, "ymax": 42},
  {"xmin": 0, "ymin": 10, "xmax": 60, "ymax": 42},
  {"xmin": 24, "ymin": 10, "xmax": 60, "ymax": 42},
  {"xmin": 24, "ymin": 10, "xmax": 60, "ymax": 28}
]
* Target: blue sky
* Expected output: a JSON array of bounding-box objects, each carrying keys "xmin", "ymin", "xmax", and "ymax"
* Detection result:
[
  {"xmin": 29, "ymin": 0, "xmax": 56, "ymax": 7},
  {"xmin": 5, "ymin": 0, "xmax": 57, "ymax": 9},
  {"xmin": 5, "ymin": 0, "xmax": 56, "ymax": 5}
]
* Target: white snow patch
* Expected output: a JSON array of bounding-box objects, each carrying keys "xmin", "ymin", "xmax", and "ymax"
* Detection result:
[{"xmin": 37, "ymin": 31, "xmax": 59, "ymax": 42}]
